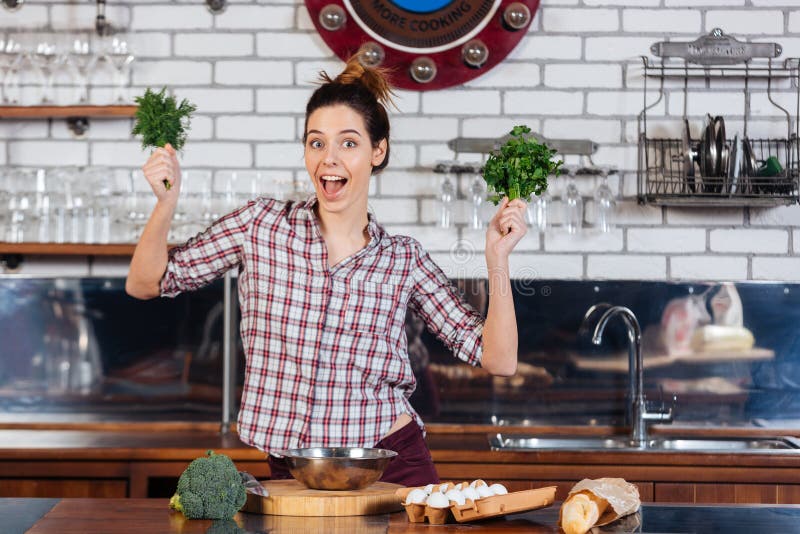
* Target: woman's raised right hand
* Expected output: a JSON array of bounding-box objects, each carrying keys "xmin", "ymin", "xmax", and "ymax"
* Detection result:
[{"xmin": 141, "ymin": 143, "xmax": 182, "ymax": 204}]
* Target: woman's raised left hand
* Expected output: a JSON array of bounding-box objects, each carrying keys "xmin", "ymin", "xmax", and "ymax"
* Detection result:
[{"xmin": 485, "ymin": 197, "xmax": 528, "ymax": 266}]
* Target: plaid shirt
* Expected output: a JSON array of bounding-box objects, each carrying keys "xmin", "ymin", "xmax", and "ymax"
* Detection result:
[{"xmin": 161, "ymin": 196, "xmax": 484, "ymax": 452}]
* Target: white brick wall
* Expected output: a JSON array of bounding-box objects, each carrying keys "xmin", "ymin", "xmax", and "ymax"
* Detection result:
[{"xmin": 2, "ymin": 0, "xmax": 800, "ymax": 282}]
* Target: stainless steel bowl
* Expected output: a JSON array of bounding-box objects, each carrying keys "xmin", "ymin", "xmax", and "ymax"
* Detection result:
[{"xmin": 275, "ymin": 447, "xmax": 398, "ymax": 491}]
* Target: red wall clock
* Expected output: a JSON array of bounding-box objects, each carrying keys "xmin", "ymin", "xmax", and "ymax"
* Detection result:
[{"xmin": 305, "ymin": 0, "xmax": 540, "ymax": 91}]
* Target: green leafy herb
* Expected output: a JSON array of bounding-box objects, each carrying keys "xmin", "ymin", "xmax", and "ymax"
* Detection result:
[
  {"xmin": 483, "ymin": 125, "xmax": 563, "ymax": 205},
  {"xmin": 131, "ymin": 87, "xmax": 197, "ymax": 190}
]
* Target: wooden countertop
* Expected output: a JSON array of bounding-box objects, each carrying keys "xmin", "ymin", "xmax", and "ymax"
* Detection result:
[
  {"xmin": 1, "ymin": 427, "xmax": 799, "ymax": 470},
  {"xmin": 7, "ymin": 498, "xmax": 800, "ymax": 533}
]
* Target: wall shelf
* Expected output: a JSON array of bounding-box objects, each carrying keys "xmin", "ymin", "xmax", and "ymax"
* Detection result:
[
  {"xmin": 0, "ymin": 243, "xmax": 137, "ymax": 256},
  {"xmin": 0, "ymin": 105, "xmax": 137, "ymax": 119}
]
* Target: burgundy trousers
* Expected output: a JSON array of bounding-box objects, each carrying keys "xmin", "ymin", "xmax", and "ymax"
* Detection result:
[{"xmin": 268, "ymin": 421, "xmax": 440, "ymax": 487}]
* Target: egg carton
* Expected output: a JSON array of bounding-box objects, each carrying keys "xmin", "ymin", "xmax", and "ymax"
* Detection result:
[{"xmin": 396, "ymin": 481, "xmax": 557, "ymax": 524}]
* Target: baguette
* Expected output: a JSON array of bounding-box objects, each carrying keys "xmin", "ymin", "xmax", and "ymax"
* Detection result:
[{"xmin": 560, "ymin": 491, "xmax": 609, "ymax": 534}]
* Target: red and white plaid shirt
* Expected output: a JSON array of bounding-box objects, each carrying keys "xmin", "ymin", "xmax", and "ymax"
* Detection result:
[{"xmin": 161, "ymin": 196, "xmax": 484, "ymax": 452}]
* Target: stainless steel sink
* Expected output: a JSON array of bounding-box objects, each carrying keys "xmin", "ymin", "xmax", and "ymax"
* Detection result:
[{"xmin": 489, "ymin": 433, "xmax": 800, "ymax": 452}]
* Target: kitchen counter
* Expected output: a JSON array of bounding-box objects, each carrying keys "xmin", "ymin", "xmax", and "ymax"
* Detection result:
[{"xmin": 6, "ymin": 497, "xmax": 800, "ymax": 533}]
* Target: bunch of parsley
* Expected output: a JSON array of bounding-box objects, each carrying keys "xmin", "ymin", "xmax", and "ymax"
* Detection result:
[
  {"xmin": 483, "ymin": 125, "xmax": 563, "ymax": 204},
  {"xmin": 131, "ymin": 87, "xmax": 197, "ymax": 190}
]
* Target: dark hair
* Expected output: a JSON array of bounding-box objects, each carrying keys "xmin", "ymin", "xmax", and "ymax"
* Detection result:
[{"xmin": 303, "ymin": 56, "xmax": 394, "ymax": 174}]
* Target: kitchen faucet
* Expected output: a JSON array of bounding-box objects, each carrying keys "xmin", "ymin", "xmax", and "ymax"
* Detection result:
[{"xmin": 583, "ymin": 304, "xmax": 674, "ymax": 447}]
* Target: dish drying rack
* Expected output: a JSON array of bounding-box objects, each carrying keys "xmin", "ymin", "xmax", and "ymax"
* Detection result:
[
  {"xmin": 638, "ymin": 28, "xmax": 800, "ymax": 206},
  {"xmin": 438, "ymin": 133, "xmax": 616, "ymax": 178}
]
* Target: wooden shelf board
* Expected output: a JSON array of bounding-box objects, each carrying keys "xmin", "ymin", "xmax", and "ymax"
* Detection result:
[
  {"xmin": 0, "ymin": 243, "xmax": 137, "ymax": 256},
  {"xmin": 0, "ymin": 105, "xmax": 137, "ymax": 119}
]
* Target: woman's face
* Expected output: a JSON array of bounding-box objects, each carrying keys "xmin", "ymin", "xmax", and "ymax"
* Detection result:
[{"xmin": 304, "ymin": 104, "xmax": 387, "ymax": 217}]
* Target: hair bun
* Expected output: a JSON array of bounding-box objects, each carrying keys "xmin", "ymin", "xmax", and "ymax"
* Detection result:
[{"xmin": 318, "ymin": 55, "xmax": 394, "ymax": 108}]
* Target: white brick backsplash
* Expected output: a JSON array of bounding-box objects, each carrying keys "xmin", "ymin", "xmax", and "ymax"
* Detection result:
[
  {"xmin": 794, "ymin": 230, "xmax": 800, "ymax": 253},
  {"xmin": 50, "ymin": 4, "xmax": 130, "ymax": 31},
  {"xmin": 749, "ymin": 91, "xmax": 797, "ymax": 118},
  {"xmin": 666, "ymin": 208, "xmax": 745, "ymax": 226},
  {"xmin": 419, "ymin": 144, "xmax": 459, "ymax": 168},
  {"xmin": 613, "ymin": 201, "xmax": 663, "ymax": 225},
  {"xmin": 587, "ymin": 254, "xmax": 666, "ymax": 279},
  {"xmin": 90, "ymin": 142, "xmax": 144, "ymax": 167},
  {"xmin": 545, "ymin": 64, "xmax": 622, "ymax": 89},
  {"xmin": 215, "ymin": 60, "xmax": 293, "ymax": 85},
  {"xmin": 586, "ymin": 0, "xmax": 657, "ymax": 4},
  {"xmin": 182, "ymin": 142, "xmax": 252, "ymax": 168},
  {"xmin": 710, "ymin": 229, "xmax": 788, "ymax": 253},
  {"xmin": 463, "ymin": 227, "xmax": 541, "ymax": 252},
  {"xmin": 0, "ymin": 142, "xmax": 5, "ymax": 165},
  {"xmin": 592, "ymin": 146, "xmax": 637, "ymax": 172},
  {"xmin": 296, "ymin": 4, "xmax": 314, "ymax": 30},
  {"xmin": 511, "ymin": 254, "xmax": 584, "ymax": 279},
  {"xmin": 127, "ymin": 33, "xmax": 172, "ymax": 58},
  {"xmin": 514, "ymin": 36, "xmax": 582, "ymax": 60},
  {"xmin": 750, "ymin": 206, "xmax": 800, "ymax": 227},
  {"xmin": 257, "ymin": 33, "xmax": 331, "ymax": 58},
  {"xmin": 754, "ymin": 0, "xmax": 800, "ymax": 4},
  {"xmin": 256, "ymin": 88, "xmax": 312, "ymax": 113},
  {"xmin": 462, "ymin": 118, "xmax": 542, "ymax": 139},
  {"xmin": 543, "ymin": 119, "xmax": 621, "ymax": 143},
  {"xmin": 0, "ymin": 121, "xmax": 48, "ymax": 140},
  {"xmin": 791, "ymin": 12, "xmax": 800, "ymax": 33},
  {"xmin": 174, "ymin": 33, "xmax": 253, "ymax": 57},
  {"xmin": 422, "ymin": 91, "xmax": 501, "ymax": 115},
  {"xmin": 706, "ymin": 11, "xmax": 783, "ymax": 35},
  {"xmin": 215, "ymin": 5, "xmax": 295, "ymax": 29},
  {"xmin": 132, "ymin": 6, "xmax": 213, "ymax": 30},
  {"xmin": 90, "ymin": 258, "xmax": 131, "ymax": 277},
  {"xmin": 10, "ymin": 141, "xmax": 88, "ymax": 167},
  {"xmin": 10, "ymin": 256, "xmax": 89, "ymax": 277},
  {"xmin": 667, "ymin": 92, "xmax": 743, "ymax": 118},
  {"xmin": 0, "ymin": 6, "xmax": 47, "ymax": 28},
  {"xmin": 587, "ymin": 91, "xmax": 664, "ymax": 116},
  {"xmin": 392, "ymin": 118, "xmax": 458, "ymax": 142},
  {"xmin": 545, "ymin": 230, "xmax": 624, "ymax": 252},
  {"xmin": 506, "ymin": 91, "xmax": 583, "ymax": 115},
  {"xmin": 628, "ymin": 228, "xmax": 706, "ymax": 253},
  {"xmin": 387, "ymin": 143, "xmax": 416, "ymax": 169},
  {"xmin": 670, "ymin": 256, "xmax": 748, "ymax": 281},
  {"xmin": 467, "ymin": 62, "xmax": 541, "ymax": 89},
  {"xmin": 430, "ymin": 252, "xmax": 488, "ymax": 278},
  {"xmin": 368, "ymin": 199, "xmax": 418, "ymax": 224},
  {"xmin": 542, "ymin": 9, "xmax": 619, "ymax": 32},
  {"xmin": 256, "ymin": 143, "xmax": 304, "ymax": 168},
  {"xmin": 181, "ymin": 88, "xmax": 254, "ymax": 113},
  {"xmin": 54, "ymin": 120, "xmax": 133, "ymax": 141},
  {"xmin": 387, "ymin": 226, "xmax": 457, "ymax": 252},
  {"xmin": 753, "ymin": 257, "xmax": 800, "ymax": 281},
  {"xmin": 585, "ymin": 38, "xmax": 656, "ymax": 61},
  {"xmin": 217, "ymin": 116, "xmax": 295, "ymax": 141},
  {"xmin": 667, "ymin": 0, "xmax": 743, "ymax": 4},
  {"xmin": 622, "ymin": 10, "xmax": 701, "ymax": 33},
  {"xmin": 133, "ymin": 61, "xmax": 212, "ymax": 86},
  {"xmin": 189, "ymin": 116, "xmax": 214, "ymax": 140},
  {"xmin": 391, "ymin": 91, "xmax": 421, "ymax": 115},
  {"xmin": 295, "ymin": 59, "xmax": 345, "ymax": 86},
  {"xmin": 379, "ymin": 171, "xmax": 438, "ymax": 197}
]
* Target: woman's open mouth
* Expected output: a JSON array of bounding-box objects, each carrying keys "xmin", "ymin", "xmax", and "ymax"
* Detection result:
[{"xmin": 320, "ymin": 175, "xmax": 348, "ymax": 198}]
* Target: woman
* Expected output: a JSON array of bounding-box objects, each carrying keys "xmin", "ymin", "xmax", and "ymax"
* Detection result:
[{"xmin": 126, "ymin": 57, "xmax": 528, "ymax": 486}]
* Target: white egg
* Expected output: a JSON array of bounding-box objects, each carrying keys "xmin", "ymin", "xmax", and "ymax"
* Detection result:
[
  {"xmin": 423, "ymin": 484, "xmax": 435, "ymax": 495},
  {"xmin": 439, "ymin": 483, "xmax": 450, "ymax": 493},
  {"xmin": 470, "ymin": 479, "xmax": 486, "ymax": 488},
  {"xmin": 454, "ymin": 482, "xmax": 465, "ymax": 490},
  {"xmin": 426, "ymin": 491, "xmax": 450, "ymax": 508},
  {"xmin": 445, "ymin": 489, "xmax": 466, "ymax": 506},
  {"xmin": 406, "ymin": 488, "xmax": 427, "ymax": 505},
  {"xmin": 489, "ymin": 483, "xmax": 508, "ymax": 495},
  {"xmin": 476, "ymin": 485, "xmax": 494, "ymax": 498},
  {"xmin": 462, "ymin": 487, "xmax": 480, "ymax": 501}
]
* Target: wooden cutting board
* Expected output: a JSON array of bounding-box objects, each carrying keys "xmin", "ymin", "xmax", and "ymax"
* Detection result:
[{"xmin": 241, "ymin": 480, "xmax": 404, "ymax": 516}]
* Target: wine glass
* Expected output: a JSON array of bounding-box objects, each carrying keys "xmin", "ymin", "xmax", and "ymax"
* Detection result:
[
  {"xmin": 438, "ymin": 171, "xmax": 456, "ymax": 229},
  {"xmin": 593, "ymin": 169, "xmax": 616, "ymax": 233},
  {"xmin": 527, "ymin": 189, "xmax": 551, "ymax": 234},
  {"xmin": 563, "ymin": 172, "xmax": 583, "ymax": 235},
  {"xmin": 109, "ymin": 32, "xmax": 134, "ymax": 103},
  {"xmin": 469, "ymin": 172, "xmax": 486, "ymax": 230}
]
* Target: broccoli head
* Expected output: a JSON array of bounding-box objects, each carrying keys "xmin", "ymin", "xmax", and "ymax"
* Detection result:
[{"xmin": 169, "ymin": 450, "xmax": 247, "ymax": 520}]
